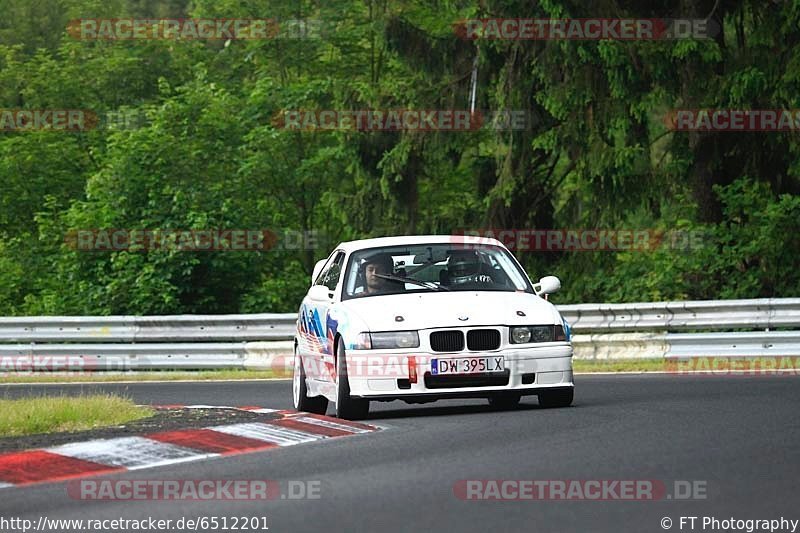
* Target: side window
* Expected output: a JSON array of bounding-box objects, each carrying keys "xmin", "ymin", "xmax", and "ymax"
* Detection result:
[
  {"xmin": 320, "ymin": 252, "xmax": 345, "ymax": 291},
  {"xmin": 314, "ymin": 251, "xmax": 337, "ymax": 285},
  {"xmin": 313, "ymin": 252, "xmax": 338, "ymax": 285}
]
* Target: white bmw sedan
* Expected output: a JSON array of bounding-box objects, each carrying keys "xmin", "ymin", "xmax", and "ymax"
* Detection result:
[{"xmin": 293, "ymin": 235, "xmax": 574, "ymax": 419}]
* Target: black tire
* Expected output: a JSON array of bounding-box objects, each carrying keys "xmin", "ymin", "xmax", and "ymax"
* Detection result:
[
  {"xmin": 293, "ymin": 350, "xmax": 328, "ymax": 414},
  {"xmin": 488, "ymin": 393, "xmax": 521, "ymax": 410},
  {"xmin": 538, "ymin": 388, "xmax": 574, "ymax": 408},
  {"xmin": 335, "ymin": 337, "xmax": 370, "ymax": 420}
]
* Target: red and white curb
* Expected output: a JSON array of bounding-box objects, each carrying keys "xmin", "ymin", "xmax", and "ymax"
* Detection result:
[{"xmin": 0, "ymin": 407, "xmax": 381, "ymax": 489}]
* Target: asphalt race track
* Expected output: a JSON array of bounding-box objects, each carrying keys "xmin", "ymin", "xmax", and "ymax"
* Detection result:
[{"xmin": 1, "ymin": 374, "xmax": 799, "ymax": 533}]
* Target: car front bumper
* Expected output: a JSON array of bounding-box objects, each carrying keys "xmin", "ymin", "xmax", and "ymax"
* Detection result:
[{"xmin": 345, "ymin": 343, "xmax": 573, "ymax": 400}]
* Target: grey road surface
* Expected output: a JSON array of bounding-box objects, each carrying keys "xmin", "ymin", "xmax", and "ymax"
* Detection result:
[{"xmin": 1, "ymin": 374, "xmax": 798, "ymax": 533}]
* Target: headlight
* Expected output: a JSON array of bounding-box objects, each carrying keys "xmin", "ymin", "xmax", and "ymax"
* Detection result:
[
  {"xmin": 369, "ymin": 331, "xmax": 420, "ymax": 349},
  {"xmin": 510, "ymin": 326, "xmax": 531, "ymax": 344},
  {"xmin": 529, "ymin": 326, "xmax": 553, "ymax": 342},
  {"xmin": 509, "ymin": 325, "xmax": 555, "ymax": 344}
]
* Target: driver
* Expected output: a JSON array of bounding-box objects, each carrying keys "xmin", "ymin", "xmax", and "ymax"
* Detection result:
[
  {"xmin": 446, "ymin": 250, "xmax": 494, "ymax": 286},
  {"xmin": 360, "ymin": 253, "xmax": 394, "ymax": 295}
]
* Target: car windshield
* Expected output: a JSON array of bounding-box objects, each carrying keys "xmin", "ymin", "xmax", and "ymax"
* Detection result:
[{"xmin": 342, "ymin": 243, "xmax": 533, "ymax": 299}]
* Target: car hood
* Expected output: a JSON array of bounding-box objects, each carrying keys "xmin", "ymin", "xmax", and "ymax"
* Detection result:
[{"xmin": 340, "ymin": 291, "xmax": 562, "ymax": 331}]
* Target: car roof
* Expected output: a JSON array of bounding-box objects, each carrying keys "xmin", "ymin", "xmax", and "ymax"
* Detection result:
[{"xmin": 336, "ymin": 235, "xmax": 506, "ymax": 254}]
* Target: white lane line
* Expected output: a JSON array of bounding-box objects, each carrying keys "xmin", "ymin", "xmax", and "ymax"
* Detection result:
[
  {"xmin": 292, "ymin": 416, "xmax": 376, "ymax": 434},
  {"xmin": 182, "ymin": 405, "xmax": 278, "ymax": 413},
  {"xmin": 0, "ymin": 482, "xmax": 14, "ymax": 489},
  {"xmin": 210, "ymin": 423, "xmax": 323, "ymax": 446},
  {"xmin": 126, "ymin": 454, "xmax": 218, "ymax": 471},
  {"xmin": 47, "ymin": 437, "xmax": 215, "ymax": 468}
]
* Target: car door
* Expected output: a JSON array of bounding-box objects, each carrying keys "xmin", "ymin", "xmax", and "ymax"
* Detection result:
[
  {"xmin": 300, "ymin": 250, "xmax": 345, "ymax": 381},
  {"xmin": 298, "ymin": 251, "xmax": 335, "ymax": 377}
]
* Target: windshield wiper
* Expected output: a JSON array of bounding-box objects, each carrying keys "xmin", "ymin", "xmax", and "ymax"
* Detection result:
[{"xmin": 374, "ymin": 273, "xmax": 450, "ymax": 291}]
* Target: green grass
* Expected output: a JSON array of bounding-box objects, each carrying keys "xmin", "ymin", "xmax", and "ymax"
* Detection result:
[
  {"xmin": 573, "ymin": 358, "xmax": 667, "ymax": 373},
  {"xmin": 1, "ymin": 357, "xmax": 796, "ymax": 386},
  {"xmin": 0, "ymin": 369, "xmax": 282, "ymax": 384},
  {"xmin": 574, "ymin": 357, "xmax": 800, "ymax": 373},
  {"xmin": 0, "ymin": 394, "xmax": 154, "ymax": 437}
]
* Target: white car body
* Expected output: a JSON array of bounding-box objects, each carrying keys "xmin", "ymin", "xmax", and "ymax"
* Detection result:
[{"xmin": 293, "ymin": 235, "xmax": 574, "ymax": 418}]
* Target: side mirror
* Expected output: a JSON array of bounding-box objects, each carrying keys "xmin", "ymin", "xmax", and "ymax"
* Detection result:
[
  {"xmin": 311, "ymin": 259, "xmax": 326, "ymax": 285},
  {"xmin": 533, "ymin": 275, "xmax": 561, "ymax": 296},
  {"xmin": 308, "ymin": 284, "xmax": 333, "ymax": 302}
]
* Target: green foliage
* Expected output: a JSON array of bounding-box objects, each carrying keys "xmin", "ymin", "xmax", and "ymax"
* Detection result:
[
  {"xmin": 556, "ymin": 179, "xmax": 800, "ymax": 303},
  {"xmin": 0, "ymin": 0, "xmax": 798, "ymax": 315}
]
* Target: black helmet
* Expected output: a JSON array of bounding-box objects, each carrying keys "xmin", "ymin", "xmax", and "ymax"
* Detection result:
[
  {"xmin": 448, "ymin": 250, "xmax": 480, "ymax": 282},
  {"xmin": 360, "ymin": 252, "xmax": 394, "ymax": 273}
]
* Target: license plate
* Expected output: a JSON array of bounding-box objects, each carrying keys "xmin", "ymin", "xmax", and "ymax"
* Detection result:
[{"xmin": 431, "ymin": 356, "xmax": 504, "ymax": 375}]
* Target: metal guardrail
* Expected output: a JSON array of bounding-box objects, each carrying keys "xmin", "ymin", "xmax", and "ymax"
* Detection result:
[
  {"xmin": 0, "ymin": 298, "xmax": 798, "ymax": 369},
  {"xmin": 665, "ymin": 331, "xmax": 800, "ymax": 358},
  {"xmin": 558, "ymin": 298, "xmax": 800, "ymax": 332},
  {"xmin": 0, "ymin": 314, "xmax": 296, "ymax": 343},
  {"xmin": 0, "ymin": 344, "xmax": 247, "ymax": 370}
]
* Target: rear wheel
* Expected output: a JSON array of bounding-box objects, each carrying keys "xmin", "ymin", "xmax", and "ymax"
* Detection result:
[
  {"xmin": 335, "ymin": 337, "xmax": 370, "ymax": 420},
  {"xmin": 488, "ymin": 393, "xmax": 521, "ymax": 410},
  {"xmin": 538, "ymin": 388, "xmax": 574, "ymax": 408},
  {"xmin": 293, "ymin": 350, "xmax": 328, "ymax": 414}
]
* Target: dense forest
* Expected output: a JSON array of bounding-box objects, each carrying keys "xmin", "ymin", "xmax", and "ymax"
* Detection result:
[{"xmin": 1, "ymin": 0, "xmax": 798, "ymax": 315}]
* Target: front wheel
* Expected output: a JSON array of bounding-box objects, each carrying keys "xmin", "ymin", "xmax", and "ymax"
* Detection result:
[
  {"xmin": 538, "ymin": 388, "xmax": 574, "ymax": 408},
  {"xmin": 335, "ymin": 337, "xmax": 370, "ymax": 420},
  {"xmin": 293, "ymin": 350, "xmax": 328, "ymax": 414}
]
